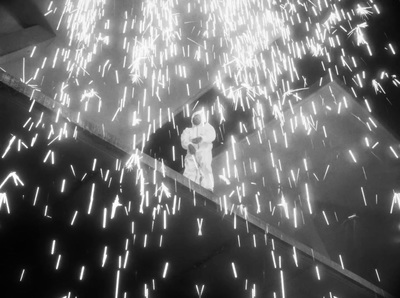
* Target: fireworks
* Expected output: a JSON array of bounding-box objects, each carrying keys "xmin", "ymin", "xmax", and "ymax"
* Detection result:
[{"xmin": 0, "ymin": 0, "xmax": 400, "ymax": 297}]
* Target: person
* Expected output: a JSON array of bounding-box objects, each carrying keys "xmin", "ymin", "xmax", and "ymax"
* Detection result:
[{"xmin": 181, "ymin": 110, "xmax": 216, "ymax": 191}]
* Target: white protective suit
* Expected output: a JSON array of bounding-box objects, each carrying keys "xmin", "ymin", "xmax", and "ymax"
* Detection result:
[{"xmin": 181, "ymin": 111, "xmax": 216, "ymax": 191}]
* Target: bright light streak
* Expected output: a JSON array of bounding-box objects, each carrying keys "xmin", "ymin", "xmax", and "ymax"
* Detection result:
[
  {"xmin": 390, "ymin": 146, "xmax": 399, "ymax": 159},
  {"xmin": 315, "ymin": 265, "xmax": 321, "ymax": 280},
  {"xmin": 390, "ymin": 193, "xmax": 400, "ymax": 214},
  {"xmin": 56, "ymin": 254, "xmax": 62, "ymax": 270},
  {"xmin": 79, "ymin": 266, "xmax": 85, "ymax": 280},
  {"xmin": 375, "ymin": 268, "xmax": 381, "ymax": 282},
  {"xmin": 305, "ymin": 183, "xmax": 312, "ymax": 214},
  {"xmin": 195, "ymin": 284, "xmax": 205, "ymax": 298},
  {"xmin": 115, "ymin": 270, "xmax": 120, "ymax": 298},
  {"xmin": 88, "ymin": 183, "xmax": 95, "ymax": 214},
  {"xmin": 19, "ymin": 269, "xmax": 25, "ymax": 282},
  {"xmin": 0, "ymin": 193, "xmax": 10, "ymax": 214},
  {"xmin": 292, "ymin": 247, "xmax": 298, "ymax": 267},
  {"xmin": 388, "ymin": 43, "xmax": 395, "ymax": 54},
  {"xmin": 364, "ymin": 99, "xmax": 372, "ymax": 113},
  {"xmin": 71, "ymin": 210, "xmax": 78, "ymax": 226},
  {"xmin": 33, "ymin": 186, "xmax": 40, "ymax": 206},
  {"xmin": 280, "ymin": 270, "xmax": 286, "ymax": 298},
  {"xmin": 339, "ymin": 254, "xmax": 345, "ymax": 269},
  {"xmin": 323, "ymin": 164, "xmax": 330, "ymax": 180},
  {"xmin": 197, "ymin": 218, "xmax": 203, "ymax": 236},
  {"xmin": 1, "ymin": 135, "xmax": 16, "ymax": 159},
  {"xmin": 162, "ymin": 262, "xmax": 169, "ymax": 279},
  {"xmin": 0, "ymin": 172, "xmax": 24, "ymax": 189},
  {"xmin": 231, "ymin": 262, "xmax": 238, "ymax": 278},
  {"xmin": 361, "ymin": 187, "xmax": 367, "ymax": 206},
  {"xmin": 103, "ymin": 208, "xmax": 107, "ymax": 228},
  {"xmin": 111, "ymin": 195, "xmax": 122, "ymax": 219},
  {"xmin": 92, "ymin": 159, "xmax": 97, "ymax": 171},
  {"xmin": 348, "ymin": 150, "xmax": 357, "ymax": 163},
  {"xmin": 322, "ymin": 210, "xmax": 329, "ymax": 225},
  {"xmin": 60, "ymin": 179, "xmax": 66, "ymax": 193},
  {"xmin": 102, "ymin": 246, "xmax": 108, "ymax": 267},
  {"xmin": 123, "ymin": 251, "xmax": 129, "ymax": 269},
  {"xmin": 51, "ymin": 239, "xmax": 56, "ymax": 255}
]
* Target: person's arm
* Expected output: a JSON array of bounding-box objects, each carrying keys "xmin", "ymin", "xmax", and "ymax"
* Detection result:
[
  {"xmin": 181, "ymin": 128, "xmax": 191, "ymax": 150},
  {"xmin": 201, "ymin": 123, "xmax": 216, "ymax": 143}
]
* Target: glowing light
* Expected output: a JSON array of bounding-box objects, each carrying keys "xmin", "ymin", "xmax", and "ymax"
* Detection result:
[
  {"xmin": 348, "ymin": 150, "xmax": 357, "ymax": 163},
  {"xmin": 231, "ymin": 262, "xmax": 238, "ymax": 279},
  {"xmin": 79, "ymin": 266, "xmax": 85, "ymax": 280},
  {"xmin": 389, "ymin": 146, "xmax": 399, "ymax": 159},
  {"xmin": 315, "ymin": 265, "xmax": 321, "ymax": 280},
  {"xmin": 197, "ymin": 218, "xmax": 203, "ymax": 236},
  {"xmin": 162, "ymin": 262, "xmax": 169, "ymax": 279},
  {"xmin": 115, "ymin": 270, "xmax": 120, "ymax": 298},
  {"xmin": 88, "ymin": 183, "xmax": 95, "ymax": 214},
  {"xmin": 111, "ymin": 195, "xmax": 122, "ymax": 219}
]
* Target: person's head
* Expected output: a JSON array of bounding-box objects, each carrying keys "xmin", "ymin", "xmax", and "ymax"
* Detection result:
[
  {"xmin": 191, "ymin": 110, "xmax": 204, "ymax": 126},
  {"xmin": 192, "ymin": 113, "xmax": 202, "ymax": 126}
]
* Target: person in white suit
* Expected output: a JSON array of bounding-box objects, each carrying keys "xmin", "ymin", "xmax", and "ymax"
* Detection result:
[{"xmin": 181, "ymin": 110, "xmax": 216, "ymax": 191}]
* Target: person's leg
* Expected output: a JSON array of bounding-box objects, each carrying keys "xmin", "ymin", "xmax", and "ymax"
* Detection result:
[
  {"xmin": 183, "ymin": 154, "xmax": 200, "ymax": 184},
  {"xmin": 199, "ymin": 150, "xmax": 214, "ymax": 191}
]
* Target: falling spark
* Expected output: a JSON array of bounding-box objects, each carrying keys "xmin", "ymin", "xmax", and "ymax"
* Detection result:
[
  {"xmin": 339, "ymin": 254, "xmax": 345, "ymax": 269},
  {"xmin": 361, "ymin": 187, "xmax": 367, "ymax": 206},
  {"xmin": 231, "ymin": 262, "xmax": 238, "ymax": 279},
  {"xmin": 315, "ymin": 266, "xmax": 321, "ymax": 280},
  {"xmin": 305, "ymin": 183, "xmax": 312, "ymax": 214},
  {"xmin": 88, "ymin": 183, "xmax": 95, "ymax": 214},
  {"xmin": 79, "ymin": 266, "xmax": 85, "ymax": 281},
  {"xmin": 197, "ymin": 218, "xmax": 203, "ymax": 236},
  {"xmin": 348, "ymin": 150, "xmax": 357, "ymax": 163},
  {"xmin": 162, "ymin": 262, "xmax": 169, "ymax": 279},
  {"xmin": 280, "ymin": 270, "xmax": 286, "ymax": 298},
  {"xmin": 19, "ymin": 269, "xmax": 25, "ymax": 282},
  {"xmin": 115, "ymin": 270, "xmax": 120, "ymax": 298},
  {"xmin": 389, "ymin": 146, "xmax": 399, "ymax": 159},
  {"xmin": 375, "ymin": 268, "xmax": 381, "ymax": 282}
]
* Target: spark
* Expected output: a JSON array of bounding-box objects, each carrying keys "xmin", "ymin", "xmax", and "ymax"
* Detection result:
[
  {"xmin": 305, "ymin": 183, "xmax": 312, "ymax": 214},
  {"xmin": 375, "ymin": 268, "xmax": 381, "ymax": 282},
  {"xmin": 33, "ymin": 186, "xmax": 40, "ymax": 206},
  {"xmin": 197, "ymin": 218, "xmax": 203, "ymax": 236},
  {"xmin": 389, "ymin": 146, "xmax": 399, "ymax": 159},
  {"xmin": 115, "ymin": 270, "xmax": 120, "ymax": 298},
  {"xmin": 162, "ymin": 262, "xmax": 169, "ymax": 279},
  {"xmin": 0, "ymin": 193, "xmax": 10, "ymax": 214},
  {"xmin": 88, "ymin": 183, "xmax": 95, "ymax": 214},
  {"xmin": 348, "ymin": 150, "xmax": 357, "ymax": 163},
  {"xmin": 231, "ymin": 262, "xmax": 238, "ymax": 279},
  {"xmin": 111, "ymin": 195, "xmax": 122, "ymax": 219},
  {"xmin": 280, "ymin": 270, "xmax": 286, "ymax": 298},
  {"xmin": 1, "ymin": 135, "xmax": 16, "ymax": 159},
  {"xmin": 19, "ymin": 269, "xmax": 25, "ymax": 282},
  {"xmin": 278, "ymin": 194, "xmax": 289, "ymax": 219},
  {"xmin": 102, "ymin": 246, "xmax": 108, "ymax": 267},
  {"xmin": 315, "ymin": 265, "xmax": 321, "ymax": 280},
  {"xmin": 195, "ymin": 284, "xmax": 205, "ymax": 298},
  {"xmin": 79, "ymin": 266, "xmax": 85, "ymax": 280},
  {"xmin": 372, "ymin": 79, "xmax": 385, "ymax": 94},
  {"xmin": 388, "ymin": 43, "xmax": 396, "ymax": 55},
  {"xmin": 339, "ymin": 254, "xmax": 345, "ymax": 269},
  {"xmin": 356, "ymin": 5, "xmax": 373, "ymax": 19},
  {"xmin": 361, "ymin": 187, "xmax": 367, "ymax": 206},
  {"xmin": 347, "ymin": 22, "xmax": 368, "ymax": 46},
  {"xmin": 125, "ymin": 152, "xmax": 141, "ymax": 170},
  {"xmin": 71, "ymin": 210, "xmax": 78, "ymax": 225},
  {"xmin": 390, "ymin": 193, "xmax": 400, "ymax": 214},
  {"xmin": 56, "ymin": 254, "xmax": 62, "ymax": 270}
]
